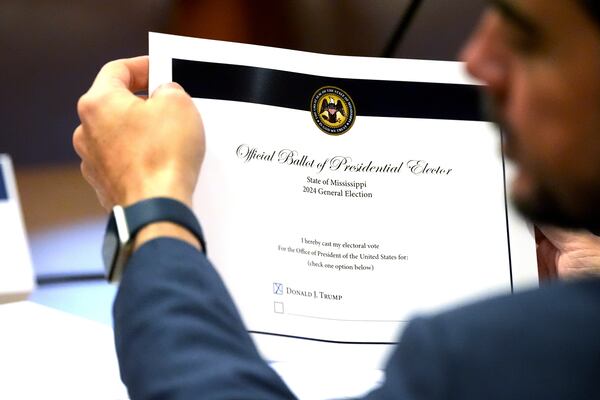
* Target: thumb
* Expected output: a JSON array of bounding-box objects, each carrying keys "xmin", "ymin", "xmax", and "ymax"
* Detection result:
[{"xmin": 151, "ymin": 82, "xmax": 186, "ymax": 98}]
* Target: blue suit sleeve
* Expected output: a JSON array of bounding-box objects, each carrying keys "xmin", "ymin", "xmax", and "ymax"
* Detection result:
[
  {"xmin": 113, "ymin": 238, "xmax": 297, "ymax": 400},
  {"xmin": 113, "ymin": 238, "xmax": 447, "ymax": 400}
]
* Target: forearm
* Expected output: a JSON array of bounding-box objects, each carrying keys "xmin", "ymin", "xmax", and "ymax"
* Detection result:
[
  {"xmin": 76, "ymin": 57, "xmax": 293, "ymax": 399},
  {"xmin": 113, "ymin": 238, "xmax": 296, "ymax": 400}
]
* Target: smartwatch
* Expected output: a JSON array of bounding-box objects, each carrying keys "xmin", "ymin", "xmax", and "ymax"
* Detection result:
[{"xmin": 102, "ymin": 197, "xmax": 206, "ymax": 282}]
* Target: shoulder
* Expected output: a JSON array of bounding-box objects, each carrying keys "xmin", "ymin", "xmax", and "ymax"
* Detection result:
[
  {"xmin": 426, "ymin": 279, "xmax": 600, "ymax": 360},
  {"xmin": 399, "ymin": 279, "xmax": 600, "ymax": 399},
  {"xmin": 434, "ymin": 278, "xmax": 600, "ymax": 336}
]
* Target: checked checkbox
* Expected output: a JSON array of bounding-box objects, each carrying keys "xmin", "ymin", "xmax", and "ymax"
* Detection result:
[{"xmin": 273, "ymin": 282, "xmax": 283, "ymax": 295}]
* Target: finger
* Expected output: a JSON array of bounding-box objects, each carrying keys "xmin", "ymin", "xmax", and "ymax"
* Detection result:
[
  {"xmin": 96, "ymin": 188, "xmax": 112, "ymax": 211},
  {"xmin": 150, "ymin": 81, "xmax": 186, "ymax": 98},
  {"xmin": 80, "ymin": 163, "xmax": 111, "ymax": 212},
  {"xmin": 537, "ymin": 238, "xmax": 558, "ymax": 281},
  {"xmin": 537, "ymin": 247, "xmax": 551, "ymax": 282},
  {"xmin": 536, "ymin": 234, "xmax": 550, "ymax": 281},
  {"xmin": 72, "ymin": 125, "xmax": 86, "ymax": 159},
  {"xmin": 80, "ymin": 162, "xmax": 108, "ymax": 204},
  {"xmin": 88, "ymin": 56, "xmax": 149, "ymax": 95},
  {"xmin": 536, "ymin": 225, "xmax": 576, "ymax": 250},
  {"xmin": 80, "ymin": 162, "xmax": 99, "ymax": 188},
  {"xmin": 534, "ymin": 225, "xmax": 545, "ymax": 244}
]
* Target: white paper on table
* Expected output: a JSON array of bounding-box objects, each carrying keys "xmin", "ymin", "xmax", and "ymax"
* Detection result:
[
  {"xmin": 149, "ymin": 33, "xmax": 538, "ymax": 370},
  {"xmin": 0, "ymin": 154, "xmax": 35, "ymax": 303},
  {"xmin": 0, "ymin": 301, "xmax": 128, "ymax": 400}
]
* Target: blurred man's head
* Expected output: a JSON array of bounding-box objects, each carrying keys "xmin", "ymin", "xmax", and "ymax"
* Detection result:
[{"xmin": 461, "ymin": 0, "xmax": 600, "ymax": 231}]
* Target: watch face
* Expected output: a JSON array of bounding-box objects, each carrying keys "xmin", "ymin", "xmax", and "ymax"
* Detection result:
[{"xmin": 102, "ymin": 215, "xmax": 119, "ymax": 278}]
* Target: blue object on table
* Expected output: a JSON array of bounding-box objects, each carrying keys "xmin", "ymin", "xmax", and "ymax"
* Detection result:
[{"xmin": 0, "ymin": 163, "xmax": 8, "ymax": 200}]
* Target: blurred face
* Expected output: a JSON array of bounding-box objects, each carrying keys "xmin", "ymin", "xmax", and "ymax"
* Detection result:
[{"xmin": 461, "ymin": 0, "xmax": 600, "ymax": 230}]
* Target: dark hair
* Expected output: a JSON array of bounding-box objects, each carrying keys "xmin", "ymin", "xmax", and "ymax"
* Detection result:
[{"xmin": 581, "ymin": 0, "xmax": 600, "ymax": 24}]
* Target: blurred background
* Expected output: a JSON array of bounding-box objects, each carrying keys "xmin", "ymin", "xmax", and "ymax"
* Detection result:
[{"xmin": 1, "ymin": 0, "xmax": 486, "ymax": 323}]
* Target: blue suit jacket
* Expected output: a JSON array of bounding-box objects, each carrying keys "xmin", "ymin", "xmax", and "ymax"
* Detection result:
[{"xmin": 113, "ymin": 238, "xmax": 600, "ymax": 399}]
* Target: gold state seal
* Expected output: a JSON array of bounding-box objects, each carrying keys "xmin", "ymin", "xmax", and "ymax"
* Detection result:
[{"xmin": 311, "ymin": 86, "xmax": 356, "ymax": 135}]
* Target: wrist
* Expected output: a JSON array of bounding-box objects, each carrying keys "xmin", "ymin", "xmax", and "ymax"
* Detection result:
[
  {"xmin": 118, "ymin": 170, "xmax": 196, "ymax": 209},
  {"xmin": 121, "ymin": 187, "xmax": 194, "ymax": 210},
  {"xmin": 103, "ymin": 197, "xmax": 205, "ymax": 282}
]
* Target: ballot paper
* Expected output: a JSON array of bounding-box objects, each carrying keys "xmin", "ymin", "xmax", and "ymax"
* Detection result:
[{"xmin": 149, "ymin": 33, "xmax": 537, "ymax": 369}]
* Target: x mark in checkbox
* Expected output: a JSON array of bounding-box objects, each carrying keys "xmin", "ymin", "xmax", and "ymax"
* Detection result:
[{"xmin": 273, "ymin": 282, "xmax": 283, "ymax": 295}]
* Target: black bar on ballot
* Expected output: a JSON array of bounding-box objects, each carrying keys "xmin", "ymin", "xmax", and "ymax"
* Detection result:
[{"xmin": 172, "ymin": 59, "xmax": 486, "ymax": 122}]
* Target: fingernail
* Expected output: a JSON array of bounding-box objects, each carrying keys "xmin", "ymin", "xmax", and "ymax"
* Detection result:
[
  {"xmin": 153, "ymin": 82, "xmax": 185, "ymax": 95},
  {"xmin": 164, "ymin": 82, "xmax": 184, "ymax": 91}
]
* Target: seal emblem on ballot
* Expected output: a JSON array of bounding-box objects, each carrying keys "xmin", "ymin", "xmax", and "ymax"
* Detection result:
[{"xmin": 310, "ymin": 86, "xmax": 356, "ymax": 135}]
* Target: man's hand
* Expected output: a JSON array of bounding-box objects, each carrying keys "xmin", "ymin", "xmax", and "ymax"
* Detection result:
[
  {"xmin": 536, "ymin": 227, "xmax": 600, "ymax": 280},
  {"xmin": 73, "ymin": 56, "xmax": 205, "ymax": 250},
  {"xmin": 73, "ymin": 56, "xmax": 204, "ymax": 210}
]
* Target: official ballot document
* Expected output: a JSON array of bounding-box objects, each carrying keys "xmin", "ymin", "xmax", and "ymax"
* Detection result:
[{"xmin": 149, "ymin": 33, "xmax": 538, "ymax": 369}]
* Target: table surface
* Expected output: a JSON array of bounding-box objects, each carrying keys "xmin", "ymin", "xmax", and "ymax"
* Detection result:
[{"xmin": 0, "ymin": 299, "xmax": 128, "ymax": 400}]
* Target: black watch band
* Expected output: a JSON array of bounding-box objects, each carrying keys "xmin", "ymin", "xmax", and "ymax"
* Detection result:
[
  {"xmin": 103, "ymin": 197, "xmax": 206, "ymax": 282},
  {"xmin": 125, "ymin": 197, "xmax": 206, "ymax": 250}
]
